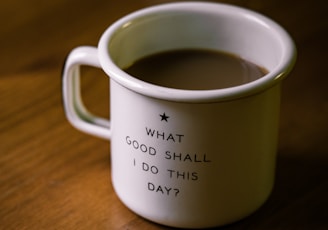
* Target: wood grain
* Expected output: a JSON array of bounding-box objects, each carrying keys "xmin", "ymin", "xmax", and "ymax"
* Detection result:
[{"xmin": 1, "ymin": 0, "xmax": 327, "ymax": 229}]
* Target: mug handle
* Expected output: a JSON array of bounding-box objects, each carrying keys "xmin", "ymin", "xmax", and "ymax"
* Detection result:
[{"xmin": 62, "ymin": 46, "xmax": 111, "ymax": 139}]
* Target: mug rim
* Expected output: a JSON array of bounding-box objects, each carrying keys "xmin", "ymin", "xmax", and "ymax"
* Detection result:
[{"xmin": 98, "ymin": 1, "xmax": 296, "ymax": 103}]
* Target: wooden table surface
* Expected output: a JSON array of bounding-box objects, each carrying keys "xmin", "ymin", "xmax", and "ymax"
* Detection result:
[{"xmin": 1, "ymin": 0, "xmax": 327, "ymax": 229}]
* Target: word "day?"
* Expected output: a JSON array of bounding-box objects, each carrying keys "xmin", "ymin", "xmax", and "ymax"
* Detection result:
[{"xmin": 148, "ymin": 182, "xmax": 180, "ymax": 197}]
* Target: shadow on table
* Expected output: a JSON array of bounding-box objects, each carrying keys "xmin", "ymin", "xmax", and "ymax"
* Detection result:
[{"xmin": 220, "ymin": 151, "xmax": 328, "ymax": 230}]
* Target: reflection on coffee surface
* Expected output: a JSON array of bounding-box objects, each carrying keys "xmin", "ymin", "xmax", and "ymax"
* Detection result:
[{"xmin": 124, "ymin": 49, "xmax": 268, "ymax": 90}]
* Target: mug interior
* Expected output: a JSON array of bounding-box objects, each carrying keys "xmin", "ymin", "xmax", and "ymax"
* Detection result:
[{"xmin": 99, "ymin": 2, "xmax": 295, "ymax": 102}]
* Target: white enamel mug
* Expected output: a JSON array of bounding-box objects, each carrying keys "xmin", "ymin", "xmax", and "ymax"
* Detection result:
[{"xmin": 62, "ymin": 2, "xmax": 296, "ymax": 229}]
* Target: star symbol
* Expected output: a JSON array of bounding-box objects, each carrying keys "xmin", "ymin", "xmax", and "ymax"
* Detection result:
[{"xmin": 159, "ymin": 113, "xmax": 169, "ymax": 122}]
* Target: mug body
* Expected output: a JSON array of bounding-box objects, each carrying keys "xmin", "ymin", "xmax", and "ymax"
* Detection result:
[{"xmin": 110, "ymin": 80, "xmax": 280, "ymax": 228}]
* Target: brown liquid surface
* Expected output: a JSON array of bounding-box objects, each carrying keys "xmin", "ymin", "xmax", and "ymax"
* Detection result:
[{"xmin": 124, "ymin": 49, "xmax": 268, "ymax": 90}]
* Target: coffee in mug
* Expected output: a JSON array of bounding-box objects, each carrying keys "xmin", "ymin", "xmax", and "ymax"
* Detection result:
[{"xmin": 124, "ymin": 49, "xmax": 268, "ymax": 90}]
